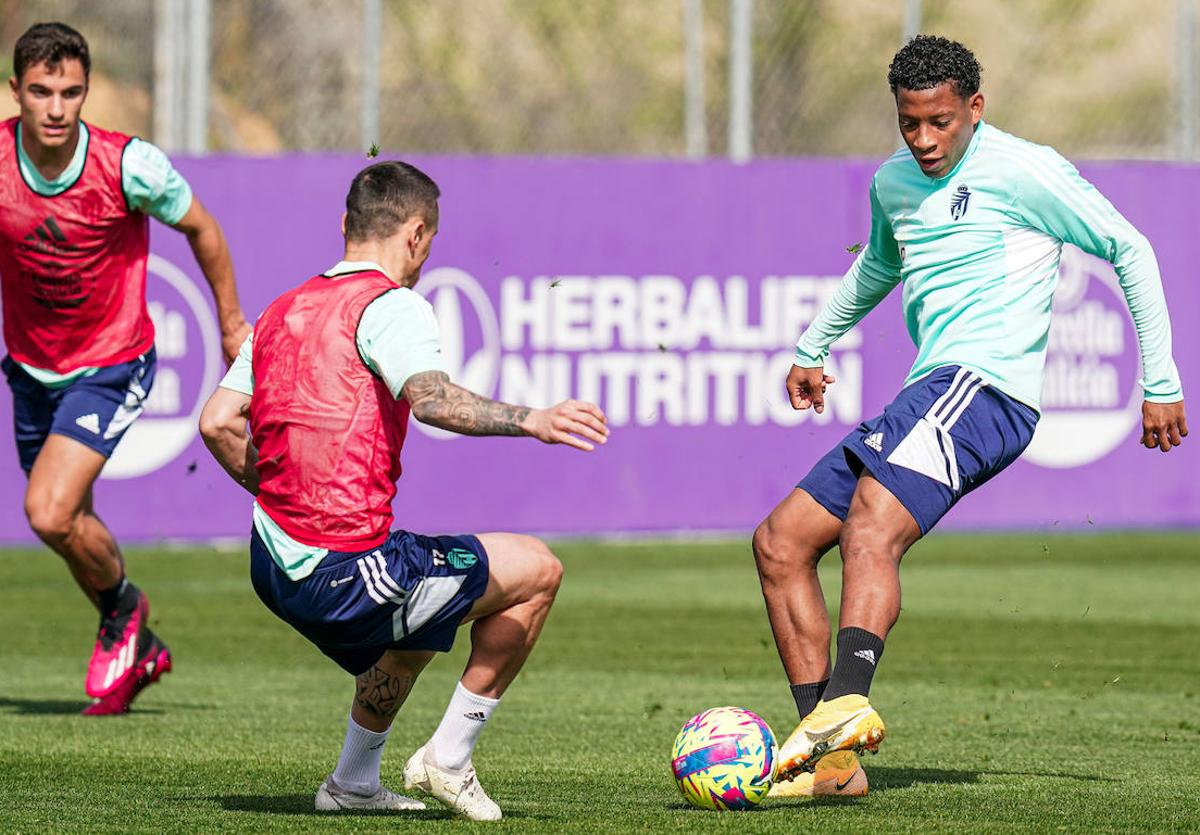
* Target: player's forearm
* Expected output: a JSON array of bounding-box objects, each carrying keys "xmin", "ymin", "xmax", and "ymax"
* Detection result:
[
  {"xmin": 404, "ymin": 371, "xmax": 531, "ymax": 436},
  {"xmin": 199, "ymin": 393, "xmax": 260, "ymax": 494},
  {"xmin": 796, "ymin": 252, "xmax": 898, "ymax": 365},
  {"xmin": 202, "ymin": 426, "xmax": 260, "ymax": 495},
  {"xmin": 1113, "ymin": 235, "xmax": 1184, "ymax": 401}
]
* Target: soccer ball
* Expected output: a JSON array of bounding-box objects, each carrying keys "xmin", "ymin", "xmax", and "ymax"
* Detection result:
[{"xmin": 671, "ymin": 706, "xmax": 777, "ymax": 811}]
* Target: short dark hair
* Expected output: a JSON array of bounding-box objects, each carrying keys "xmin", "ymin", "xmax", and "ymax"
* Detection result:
[
  {"xmin": 13, "ymin": 22, "xmax": 90, "ymax": 82},
  {"xmin": 345, "ymin": 161, "xmax": 440, "ymax": 243},
  {"xmin": 888, "ymin": 35, "xmax": 981, "ymax": 98}
]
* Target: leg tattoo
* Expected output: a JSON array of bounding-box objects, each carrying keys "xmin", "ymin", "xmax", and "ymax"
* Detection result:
[{"xmin": 354, "ymin": 664, "xmax": 416, "ymax": 723}]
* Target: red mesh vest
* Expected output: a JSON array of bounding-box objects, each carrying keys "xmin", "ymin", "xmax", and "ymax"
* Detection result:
[
  {"xmin": 251, "ymin": 270, "xmax": 410, "ymax": 551},
  {"xmin": 0, "ymin": 118, "xmax": 155, "ymax": 371}
]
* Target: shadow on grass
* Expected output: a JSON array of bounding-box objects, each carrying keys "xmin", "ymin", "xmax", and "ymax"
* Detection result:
[
  {"xmin": 869, "ymin": 765, "xmax": 1116, "ymax": 791},
  {"xmin": 0, "ymin": 696, "xmax": 96, "ymax": 715},
  {"xmin": 869, "ymin": 766, "xmax": 981, "ymax": 791},
  {"xmin": 215, "ymin": 795, "xmax": 539, "ymax": 820},
  {"xmin": 0, "ymin": 696, "xmax": 216, "ymax": 716}
]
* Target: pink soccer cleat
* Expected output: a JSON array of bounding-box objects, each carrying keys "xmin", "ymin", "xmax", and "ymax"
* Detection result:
[
  {"xmin": 86, "ymin": 589, "xmax": 150, "ymax": 698},
  {"xmin": 81, "ymin": 631, "xmax": 172, "ymax": 716}
]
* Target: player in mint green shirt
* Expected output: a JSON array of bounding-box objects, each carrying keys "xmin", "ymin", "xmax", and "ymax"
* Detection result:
[{"xmin": 751, "ymin": 36, "xmax": 1189, "ymax": 791}]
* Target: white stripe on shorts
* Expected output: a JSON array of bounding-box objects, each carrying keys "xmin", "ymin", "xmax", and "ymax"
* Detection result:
[
  {"xmin": 392, "ymin": 575, "xmax": 468, "ymax": 640},
  {"xmin": 886, "ymin": 369, "xmax": 988, "ymax": 492}
]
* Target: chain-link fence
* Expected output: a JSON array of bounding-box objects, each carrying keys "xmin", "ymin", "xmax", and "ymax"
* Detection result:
[{"xmin": 2, "ymin": 0, "xmax": 1198, "ymax": 159}]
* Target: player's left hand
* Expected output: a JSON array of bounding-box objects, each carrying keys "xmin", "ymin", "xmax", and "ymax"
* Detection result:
[
  {"xmin": 523, "ymin": 400, "xmax": 609, "ymax": 451},
  {"xmin": 221, "ymin": 318, "xmax": 253, "ymax": 365},
  {"xmin": 1140, "ymin": 399, "xmax": 1187, "ymax": 452}
]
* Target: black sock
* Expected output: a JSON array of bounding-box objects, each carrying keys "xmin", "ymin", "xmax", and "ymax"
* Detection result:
[
  {"xmin": 97, "ymin": 577, "xmax": 137, "ymax": 616},
  {"xmin": 823, "ymin": 627, "xmax": 885, "ymax": 700},
  {"xmin": 789, "ymin": 679, "xmax": 828, "ymax": 719}
]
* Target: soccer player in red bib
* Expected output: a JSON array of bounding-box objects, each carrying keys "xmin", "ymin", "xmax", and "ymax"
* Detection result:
[
  {"xmin": 200, "ymin": 160, "xmax": 608, "ymax": 819},
  {"xmin": 1, "ymin": 23, "xmax": 250, "ymax": 715}
]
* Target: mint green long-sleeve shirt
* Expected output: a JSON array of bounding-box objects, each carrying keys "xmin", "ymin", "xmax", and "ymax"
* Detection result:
[{"xmin": 795, "ymin": 121, "xmax": 1183, "ymax": 412}]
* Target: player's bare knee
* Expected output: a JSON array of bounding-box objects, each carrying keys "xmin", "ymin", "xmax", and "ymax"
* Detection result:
[
  {"xmin": 531, "ymin": 540, "xmax": 563, "ymax": 600},
  {"xmin": 752, "ymin": 517, "xmax": 817, "ymax": 579},
  {"xmin": 25, "ymin": 499, "xmax": 77, "ymax": 544},
  {"xmin": 751, "ymin": 520, "xmax": 778, "ymax": 577}
]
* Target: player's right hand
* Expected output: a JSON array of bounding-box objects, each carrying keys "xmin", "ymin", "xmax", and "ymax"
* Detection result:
[
  {"xmin": 787, "ymin": 365, "xmax": 836, "ymax": 414},
  {"xmin": 523, "ymin": 400, "xmax": 609, "ymax": 451},
  {"xmin": 1140, "ymin": 399, "xmax": 1187, "ymax": 452}
]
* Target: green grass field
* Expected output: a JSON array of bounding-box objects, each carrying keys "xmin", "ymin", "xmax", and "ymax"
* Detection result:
[{"xmin": 2, "ymin": 533, "xmax": 1199, "ymax": 833}]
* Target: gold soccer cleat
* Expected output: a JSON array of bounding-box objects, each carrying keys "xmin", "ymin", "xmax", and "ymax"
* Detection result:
[
  {"xmin": 776, "ymin": 695, "xmax": 885, "ymax": 779},
  {"xmin": 768, "ymin": 750, "xmax": 868, "ymax": 798}
]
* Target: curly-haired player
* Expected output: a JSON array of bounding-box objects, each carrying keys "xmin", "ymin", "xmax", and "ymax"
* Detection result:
[{"xmin": 756, "ymin": 35, "xmax": 1187, "ymax": 795}]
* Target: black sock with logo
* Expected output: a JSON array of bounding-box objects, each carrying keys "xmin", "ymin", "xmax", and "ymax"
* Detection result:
[
  {"xmin": 823, "ymin": 627, "xmax": 885, "ymax": 700},
  {"xmin": 97, "ymin": 577, "xmax": 137, "ymax": 617},
  {"xmin": 789, "ymin": 679, "xmax": 829, "ymax": 719}
]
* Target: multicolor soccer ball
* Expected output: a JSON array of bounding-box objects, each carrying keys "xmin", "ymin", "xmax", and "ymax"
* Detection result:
[{"xmin": 671, "ymin": 706, "xmax": 777, "ymax": 811}]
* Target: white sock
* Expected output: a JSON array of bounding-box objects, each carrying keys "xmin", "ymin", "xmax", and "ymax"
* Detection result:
[
  {"xmin": 428, "ymin": 682, "xmax": 500, "ymax": 771},
  {"xmin": 332, "ymin": 715, "xmax": 389, "ymax": 795}
]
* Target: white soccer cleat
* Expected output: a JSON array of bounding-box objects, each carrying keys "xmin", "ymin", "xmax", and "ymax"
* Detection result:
[
  {"xmin": 314, "ymin": 775, "xmax": 427, "ymax": 812},
  {"xmin": 403, "ymin": 744, "xmax": 502, "ymax": 821}
]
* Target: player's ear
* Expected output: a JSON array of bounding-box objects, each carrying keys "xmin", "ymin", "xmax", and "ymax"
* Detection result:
[
  {"xmin": 969, "ymin": 92, "xmax": 984, "ymax": 125},
  {"xmin": 340, "ymin": 212, "xmax": 347, "ymax": 237},
  {"xmin": 9, "ymin": 75, "xmax": 19, "ymax": 103}
]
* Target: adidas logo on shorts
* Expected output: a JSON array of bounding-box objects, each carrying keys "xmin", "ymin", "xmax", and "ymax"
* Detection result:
[
  {"xmin": 75, "ymin": 413, "xmax": 101, "ymax": 435},
  {"xmin": 864, "ymin": 432, "xmax": 884, "ymax": 452}
]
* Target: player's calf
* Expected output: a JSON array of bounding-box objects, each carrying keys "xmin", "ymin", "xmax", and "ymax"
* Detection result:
[{"xmin": 461, "ymin": 533, "xmax": 562, "ymax": 697}]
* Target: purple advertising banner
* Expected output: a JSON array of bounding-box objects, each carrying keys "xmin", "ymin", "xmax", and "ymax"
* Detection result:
[{"xmin": 0, "ymin": 155, "xmax": 1196, "ymax": 543}]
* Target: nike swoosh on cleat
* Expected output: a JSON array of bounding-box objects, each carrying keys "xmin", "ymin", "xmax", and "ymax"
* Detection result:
[{"xmin": 834, "ymin": 775, "xmax": 856, "ymax": 792}]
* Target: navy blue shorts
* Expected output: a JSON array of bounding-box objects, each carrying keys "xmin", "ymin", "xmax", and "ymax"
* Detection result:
[
  {"xmin": 798, "ymin": 366, "xmax": 1039, "ymax": 534},
  {"xmin": 250, "ymin": 527, "xmax": 491, "ymax": 675},
  {"xmin": 2, "ymin": 351, "xmax": 156, "ymax": 472}
]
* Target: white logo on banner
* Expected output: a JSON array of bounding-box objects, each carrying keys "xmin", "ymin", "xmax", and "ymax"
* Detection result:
[
  {"xmin": 102, "ymin": 254, "xmax": 221, "ymax": 479},
  {"xmin": 416, "ymin": 267, "xmax": 863, "ymax": 439},
  {"xmin": 414, "ymin": 267, "xmax": 502, "ymax": 440},
  {"xmin": 1023, "ymin": 246, "xmax": 1142, "ymax": 469}
]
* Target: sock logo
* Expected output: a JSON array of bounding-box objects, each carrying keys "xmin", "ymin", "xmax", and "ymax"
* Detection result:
[
  {"xmin": 463, "ymin": 710, "xmax": 487, "ymax": 722},
  {"xmin": 854, "ymin": 649, "xmax": 876, "ymax": 666}
]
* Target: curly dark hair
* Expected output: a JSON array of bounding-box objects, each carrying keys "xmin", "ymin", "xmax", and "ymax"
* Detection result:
[{"xmin": 887, "ymin": 35, "xmax": 981, "ymax": 97}]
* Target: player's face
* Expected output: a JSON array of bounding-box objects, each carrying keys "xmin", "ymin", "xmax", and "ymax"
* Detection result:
[
  {"xmin": 895, "ymin": 83, "xmax": 984, "ymax": 179},
  {"xmin": 10, "ymin": 59, "xmax": 88, "ymax": 150}
]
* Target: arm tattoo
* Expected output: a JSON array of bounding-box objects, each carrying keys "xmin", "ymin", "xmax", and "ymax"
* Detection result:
[
  {"xmin": 354, "ymin": 664, "xmax": 416, "ymax": 722},
  {"xmin": 403, "ymin": 370, "xmax": 531, "ymax": 436}
]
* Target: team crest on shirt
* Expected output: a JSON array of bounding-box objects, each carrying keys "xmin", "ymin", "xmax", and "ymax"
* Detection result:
[{"xmin": 950, "ymin": 184, "xmax": 971, "ymax": 221}]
